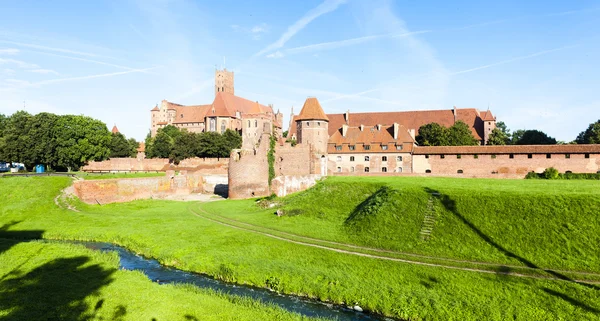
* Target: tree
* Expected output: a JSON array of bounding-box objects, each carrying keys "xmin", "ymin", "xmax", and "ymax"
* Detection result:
[
  {"xmin": 222, "ymin": 129, "xmax": 242, "ymax": 154},
  {"xmin": 511, "ymin": 129, "xmax": 526, "ymax": 145},
  {"xmin": 575, "ymin": 120, "xmax": 600, "ymax": 144},
  {"xmin": 144, "ymin": 132, "xmax": 155, "ymax": 158},
  {"xmin": 1, "ymin": 111, "xmax": 34, "ymax": 167},
  {"xmin": 515, "ymin": 130, "xmax": 557, "ymax": 145},
  {"xmin": 170, "ymin": 131, "xmax": 201, "ymax": 163},
  {"xmin": 127, "ymin": 138, "xmax": 139, "ymax": 157},
  {"xmin": 447, "ymin": 121, "xmax": 479, "ymax": 146},
  {"xmin": 487, "ymin": 128, "xmax": 510, "ymax": 145},
  {"xmin": 416, "ymin": 123, "xmax": 448, "ymax": 146},
  {"xmin": 151, "ymin": 130, "xmax": 174, "ymax": 158},
  {"xmin": 28, "ymin": 113, "xmax": 59, "ymax": 168},
  {"xmin": 109, "ymin": 132, "xmax": 134, "ymax": 158},
  {"xmin": 282, "ymin": 130, "xmax": 288, "ymax": 138},
  {"xmin": 53, "ymin": 115, "xmax": 112, "ymax": 171},
  {"xmin": 198, "ymin": 132, "xmax": 227, "ymax": 157}
]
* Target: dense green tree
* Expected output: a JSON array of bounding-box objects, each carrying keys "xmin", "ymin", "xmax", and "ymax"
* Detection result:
[
  {"xmin": 447, "ymin": 121, "xmax": 479, "ymax": 146},
  {"xmin": 127, "ymin": 138, "xmax": 139, "ymax": 157},
  {"xmin": 511, "ymin": 129, "xmax": 525, "ymax": 145},
  {"xmin": 198, "ymin": 132, "xmax": 227, "ymax": 157},
  {"xmin": 29, "ymin": 113, "xmax": 59, "ymax": 168},
  {"xmin": 487, "ymin": 128, "xmax": 510, "ymax": 145},
  {"xmin": 1, "ymin": 111, "xmax": 34, "ymax": 167},
  {"xmin": 575, "ymin": 120, "xmax": 600, "ymax": 144},
  {"xmin": 222, "ymin": 129, "xmax": 242, "ymax": 154},
  {"xmin": 109, "ymin": 132, "xmax": 135, "ymax": 158},
  {"xmin": 144, "ymin": 132, "xmax": 155, "ymax": 158},
  {"xmin": 53, "ymin": 115, "xmax": 112, "ymax": 171},
  {"xmin": 151, "ymin": 130, "xmax": 174, "ymax": 159},
  {"xmin": 282, "ymin": 130, "xmax": 288, "ymax": 138},
  {"xmin": 416, "ymin": 123, "xmax": 448, "ymax": 146},
  {"xmin": 515, "ymin": 130, "xmax": 557, "ymax": 145},
  {"xmin": 170, "ymin": 131, "xmax": 199, "ymax": 163}
]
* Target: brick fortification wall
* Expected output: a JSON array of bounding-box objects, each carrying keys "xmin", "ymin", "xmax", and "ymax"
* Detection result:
[
  {"xmin": 82, "ymin": 157, "xmax": 228, "ymax": 174},
  {"xmin": 73, "ymin": 171, "xmax": 205, "ymax": 204},
  {"xmin": 413, "ymin": 153, "xmax": 600, "ymax": 178},
  {"xmin": 275, "ymin": 143, "xmax": 313, "ymax": 176},
  {"xmin": 228, "ymin": 133, "xmax": 270, "ymax": 199},
  {"xmin": 271, "ymin": 174, "xmax": 322, "ymax": 197}
]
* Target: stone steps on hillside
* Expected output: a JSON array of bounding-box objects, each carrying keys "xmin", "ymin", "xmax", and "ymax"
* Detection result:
[{"xmin": 419, "ymin": 195, "xmax": 438, "ymax": 241}]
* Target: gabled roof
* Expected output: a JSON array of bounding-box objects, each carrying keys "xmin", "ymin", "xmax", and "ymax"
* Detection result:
[
  {"xmin": 296, "ymin": 97, "xmax": 328, "ymax": 121},
  {"xmin": 290, "ymin": 108, "xmax": 488, "ymax": 141},
  {"xmin": 328, "ymin": 124, "xmax": 415, "ymax": 154},
  {"xmin": 171, "ymin": 105, "xmax": 212, "ymax": 124},
  {"xmin": 151, "ymin": 106, "xmax": 159, "ymax": 111},
  {"xmin": 210, "ymin": 92, "xmax": 272, "ymax": 117}
]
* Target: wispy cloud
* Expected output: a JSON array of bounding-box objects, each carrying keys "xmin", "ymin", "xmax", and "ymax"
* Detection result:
[
  {"xmin": 254, "ymin": 0, "xmax": 348, "ymax": 57},
  {"xmin": 28, "ymin": 68, "xmax": 60, "ymax": 75},
  {"xmin": 0, "ymin": 40, "xmax": 115, "ymax": 59},
  {"xmin": 24, "ymin": 50, "xmax": 158, "ymax": 74},
  {"xmin": 0, "ymin": 48, "xmax": 19, "ymax": 55},
  {"xmin": 0, "ymin": 58, "xmax": 39, "ymax": 69},
  {"xmin": 231, "ymin": 23, "xmax": 270, "ymax": 40}
]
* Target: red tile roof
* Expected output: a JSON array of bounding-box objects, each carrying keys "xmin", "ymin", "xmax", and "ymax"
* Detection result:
[
  {"xmin": 296, "ymin": 97, "xmax": 329, "ymax": 121},
  {"xmin": 137, "ymin": 142, "xmax": 145, "ymax": 153},
  {"xmin": 481, "ymin": 110, "xmax": 495, "ymax": 121},
  {"xmin": 290, "ymin": 108, "xmax": 487, "ymax": 141},
  {"xmin": 111, "ymin": 125, "xmax": 119, "ymax": 134},
  {"xmin": 328, "ymin": 124, "xmax": 415, "ymax": 154},
  {"xmin": 171, "ymin": 105, "xmax": 212, "ymax": 124},
  {"xmin": 413, "ymin": 144, "xmax": 600, "ymax": 155},
  {"xmin": 210, "ymin": 92, "xmax": 273, "ymax": 117},
  {"xmin": 151, "ymin": 106, "xmax": 159, "ymax": 111}
]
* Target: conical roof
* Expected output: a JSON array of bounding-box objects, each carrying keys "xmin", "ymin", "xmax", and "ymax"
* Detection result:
[
  {"xmin": 296, "ymin": 97, "xmax": 328, "ymax": 121},
  {"xmin": 111, "ymin": 125, "xmax": 119, "ymax": 134}
]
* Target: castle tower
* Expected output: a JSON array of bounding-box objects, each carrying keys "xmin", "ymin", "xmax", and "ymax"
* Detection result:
[
  {"xmin": 215, "ymin": 68, "xmax": 234, "ymax": 96},
  {"xmin": 481, "ymin": 109, "xmax": 496, "ymax": 145},
  {"xmin": 296, "ymin": 97, "xmax": 329, "ymax": 155}
]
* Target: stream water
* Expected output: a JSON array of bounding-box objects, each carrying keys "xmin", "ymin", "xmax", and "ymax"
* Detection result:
[{"xmin": 72, "ymin": 241, "xmax": 391, "ymax": 321}]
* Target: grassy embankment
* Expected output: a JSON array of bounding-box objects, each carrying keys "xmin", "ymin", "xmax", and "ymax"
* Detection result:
[
  {"xmin": 1, "ymin": 176, "xmax": 599, "ymax": 320},
  {"xmin": 0, "ymin": 239, "xmax": 318, "ymax": 321}
]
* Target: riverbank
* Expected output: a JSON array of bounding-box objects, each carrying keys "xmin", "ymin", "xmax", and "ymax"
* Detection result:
[{"xmin": 1, "ymin": 176, "xmax": 599, "ymax": 320}]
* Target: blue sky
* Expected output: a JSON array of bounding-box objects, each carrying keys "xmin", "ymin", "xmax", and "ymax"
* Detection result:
[{"xmin": 1, "ymin": 0, "xmax": 599, "ymax": 142}]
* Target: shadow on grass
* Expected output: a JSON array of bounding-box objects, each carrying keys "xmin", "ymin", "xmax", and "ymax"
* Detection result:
[
  {"xmin": 0, "ymin": 221, "xmax": 44, "ymax": 255},
  {"xmin": 424, "ymin": 187, "xmax": 600, "ymax": 313}
]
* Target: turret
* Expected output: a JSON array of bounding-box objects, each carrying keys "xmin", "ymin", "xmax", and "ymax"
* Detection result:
[{"xmin": 296, "ymin": 97, "xmax": 329, "ymax": 155}]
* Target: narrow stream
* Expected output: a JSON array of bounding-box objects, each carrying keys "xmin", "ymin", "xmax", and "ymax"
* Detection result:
[{"xmin": 72, "ymin": 241, "xmax": 392, "ymax": 321}]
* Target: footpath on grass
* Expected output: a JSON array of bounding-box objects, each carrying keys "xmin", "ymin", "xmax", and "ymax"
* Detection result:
[{"xmin": 190, "ymin": 204, "xmax": 600, "ymax": 285}]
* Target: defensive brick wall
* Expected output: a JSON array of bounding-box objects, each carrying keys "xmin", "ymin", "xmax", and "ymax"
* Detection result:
[
  {"xmin": 82, "ymin": 157, "xmax": 228, "ymax": 174},
  {"xmin": 271, "ymin": 174, "xmax": 322, "ymax": 197},
  {"xmin": 73, "ymin": 172, "xmax": 205, "ymax": 204},
  {"xmin": 228, "ymin": 133, "xmax": 270, "ymax": 199},
  {"xmin": 275, "ymin": 143, "xmax": 312, "ymax": 176}
]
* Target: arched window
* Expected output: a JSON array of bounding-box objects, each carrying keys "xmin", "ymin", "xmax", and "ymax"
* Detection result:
[
  {"xmin": 398, "ymin": 167, "xmax": 403, "ymax": 173},
  {"xmin": 306, "ymin": 121, "xmax": 310, "ymax": 126},
  {"xmin": 336, "ymin": 156, "xmax": 342, "ymax": 162},
  {"xmin": 248, "ymin": 120, "xmax": 251, "ymax": 128},
  {"xmin": 382, "ymin": 167, "xmax": 387, "ymax": 172},
  {"xmin": 365, "ymin": 167, "xmax": 370, "ymax": 173},
  {"xmin": 351, "ymin": 166, "xmax": 355, "ymax": 172},
  {"xmin": 210, "ymin": 118, "xmax": 216, "ymax": 131},
  {"xmin": 255, "ymin": 120, "xmax": 258, "ymax": 127},
  {"xmin": 382, "ymin": 156, "xmax": 387, "ymax": 162},
  {"xmin": 337, "ymin": 167, "xmax": 341, "ymax": 172},
  {"xmin": 397, "ymin": 156, "xmax": 403, "ymax": 161},
  {"xmin": 425, "ymin": 169, "xmax": 432, "ymax": 173},
  {"xmin": 457, "ymin": 169, "xmax": 464, "ymax": 174},
  {"xmin": 350, "ymin": 156, "xmax": 355, "ymax": 162},
  {"xmin": 221, "ymin": 120, "xmax": 226, "ymax": 133},
  {"xmin": 364, "ymin": 156, "xmax": 370, "ymax": 161}
]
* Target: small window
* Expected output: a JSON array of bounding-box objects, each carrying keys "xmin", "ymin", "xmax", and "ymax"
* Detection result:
[
  {"xmin": 528, "ymin": 154, "xmax": 532, "ymax": 159},
  {"xmin": 318, "ymin": 122, "xmax": 321, "ymax": 126},
  {"xmin": 565, "ymin": 171, "xmax": 573, "ymax": 174},
  {"xmin": 306, "ymin": 121, "xmax": 309, "ymax": 126},
  {"xmin": 180, "ymin": 114, "xmax": 183, "ymax": 118},
  {"xmin": 248, "ymin": 120, "xmax": 251, "ymax": 127},
  {"xmin": 365, "ymin": 167, "xmax": 370, "ymax": 173},
  {"xmin": 488, "ymin": 122, "xmax": 491, "ymax": 125},
  {"xmin": 546, "ymin": 154, "xmax": 551, "ymax": 159},
  {"xmin": 382, "ymin": 156, "xmax": 388, "ymax": 162},
  {"xmin": 397, "ymin": 156, "xmax": 403, "ymax": 162},
  {"xmin": 351, "ymin": 166, "xmax": 355, "ymax": 172},
  {"xmin": 382, "ymin": 167, "xmax": 387, "ymax": 173},
  {"xmin": 350, "ymin": 156, "xmax": 355, "ymax": 162},
  {"xmin": 565, "ymin": 154, "xmax": 570, "ymax": 159},
  {"xmin": 255, "ymin": 120, "xmax": 258, "ymax": 127},
  {"xmin": 336, "ymin": 156, "xmax": 342, "ymax": 162},
  {"xmin": 398, "ymin": 167, "xmax": 403, "ymax": 173},
  {"xmin": 364, "ymin": 145, "xmax": 371, "ymax": 150},
  {"xmin": 474, "ymin": 154, "xmax": 479, "ymax": 159},
  {"xmin": 396, "ymin": 145, "xmax": 403, "ymax": 150},
  {"xmin": 425, "ymin": 169, "xmax": 431, "ymax": 173},
  {"xmin": 440, "ymin": 155, "xmax": 445, "ymax": 159},
  {"xmin": 585, "ymin": 153, "xmax": 590, "ymax": 159},
  {"xmin": 337, "ymin": 167, "xmax": 342, "ymax": 172},
  {"xmin": 425, "ymin": 155, "xmax": 429, "ymax": 159},
  {"xmin": 457, "ymin": 169, "xmax": 464, "ymax": 174},
  {"xmin": 509, "ymin": 154, "xmax": 514, "ymax": 159},
  {"xmin": 457, "ymin": 154, "xmax": 461, "ymax": 159},
  {"xmin": 349, "ymin": 145, "xmax": 355, "ymax": 151},
  {"xmin": 382, "ymin": 145, "xmax": 388, "ymax": 150},
  {"xmin": 491, "ymin": 154, "xmax": 497, "ymax": 159},
  {"xmin": 365, "ymin": 156, "xmax": 370, "ymax": 161},
  {"xmin": 336, "ymin": 145, "xmax": 342, "ymax": 151}
]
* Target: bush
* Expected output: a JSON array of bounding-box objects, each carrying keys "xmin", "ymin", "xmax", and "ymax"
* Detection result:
[
  {"xmin": 543, "ymin": 167, "xmax": 559, "ymax": 179},
  {"xmin": 524, "ymin": 171, "xmax": 540, "ymax": 179}
]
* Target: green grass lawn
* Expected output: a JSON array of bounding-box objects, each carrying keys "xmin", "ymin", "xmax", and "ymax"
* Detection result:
[
  {"xmin": 1, "ymin": 176, "xmax": 599, "ymax": 320},
  {"xmin": 76, "ymin": 172, "xmax": 166, "ymax": 180},
  {"xmin": 0, "ymin": 239, "xmax": 319, "ymax": 321}
]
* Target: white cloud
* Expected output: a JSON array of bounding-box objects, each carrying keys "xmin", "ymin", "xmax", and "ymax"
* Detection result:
[
  {"xmin": 28, "ymin": 69, "xmax": 60, "ymax": 75},
  {"xmin": 251, "ymin": 23, "xmax": 269, "ymax": 34},
  {"xmin": 0, "ymin": 58, "xmax": 39, "ymax": 69},
  {"xmin": 254, "ymin": 0, "xmax": 348, "ymax": 57},
  {"xmin": 0, "ymin": 48, "xmax": 19, "ymax": 55},
  {"xmin": 231, "ymin": 23, "xmax": 269, "ymax": 40},
  {"xmin": 266, "ymin": 51, "xmax": 284, "ymax": 59},
  {"xmin": 0, "ymin": 40, "xmax": 115, "ymax": 59}
]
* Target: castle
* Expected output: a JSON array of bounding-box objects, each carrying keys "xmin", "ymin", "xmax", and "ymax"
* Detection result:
[{"xmin": 150, "ymin": 69, "xmax": 283, "ymax": 149}]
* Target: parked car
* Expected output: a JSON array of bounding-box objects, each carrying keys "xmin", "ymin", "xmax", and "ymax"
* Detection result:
[{"xmin": 0, "ymin": 162, "xmax": 9, "ymax": 173}]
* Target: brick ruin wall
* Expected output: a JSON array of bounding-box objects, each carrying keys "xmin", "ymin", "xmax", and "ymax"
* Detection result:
[
  {"xmin": 412, "ymin": 153, "xmax": 600, "ymax": 178},
  {"xmin": 228, "ymin": 133, "xmax": 271, "ymax": 199},
  {"xmin": 82, "ymin": 157, "xmax": 228, "ymax": 174},
  {"xmin": 73, "ymin": 171, "xmax": 207, "ymax": 204},
  {"xmin": 271, "ymin": 174, "xmax": 322, "ymax": 197},
  {"xmin": 275, "ymin": 143, "xmax": 313, "ymax": 176}
]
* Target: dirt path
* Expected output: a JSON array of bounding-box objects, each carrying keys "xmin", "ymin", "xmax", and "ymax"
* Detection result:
[{"xmin": 189, "ymin": 205, "xmax": 600, "ymax": 285}]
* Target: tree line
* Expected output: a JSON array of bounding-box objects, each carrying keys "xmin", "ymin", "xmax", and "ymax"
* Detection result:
[
  {"xmin": 416, "ymin": 119, "xmax": 600, "ymax": 146},
  {"xmin": 0, "ymin": 111, "xmax": 138, "ymax": 171},
  {"xmin": 144, "ymin": 125, "xmax": 242, "ymax": 163}
]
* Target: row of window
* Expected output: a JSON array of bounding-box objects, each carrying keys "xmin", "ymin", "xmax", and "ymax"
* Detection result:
[
  {"xmin": 336, "ymin": 167, "xmax": 404, "ymax": 173},
  {"xmin": 336, "ymin": 156, "xmax": 403, "ymax": 162},
  {"xmin": 429, "ymin": 153, "xmax": 591, "ymax": 159},
  {"xmin": 335, "ymin": 145, "xmax": 403, "ymax": 151},
  {"xmin": 247, "ymin": 120, "xmax": 259, "ymax": 128}
]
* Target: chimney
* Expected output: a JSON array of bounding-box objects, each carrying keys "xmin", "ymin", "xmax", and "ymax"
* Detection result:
[
  {"xmin": 360, "ymin": 124, "xmax": 364, "ymax": 131},
  {"xmin": 342, "ymin": 124, "xmax": 348, "ymax": 137},
  {"xmin": 393, "ymin": 123, "xmax": 399, "ymax": 140},
  {"xmin": 409, "ymin": 129, "xmax": 416, "ymax": 140},
  {"xmin": 377, "ymin": 124, "xmax": 382, "ymax": 131},
  {"xmin": 344, "ymin": 110, "xmax": 350, "ymax": 124},
  {"xmin": 453, "ymin": 106, "xmax": 457, "ymax": 123}
]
